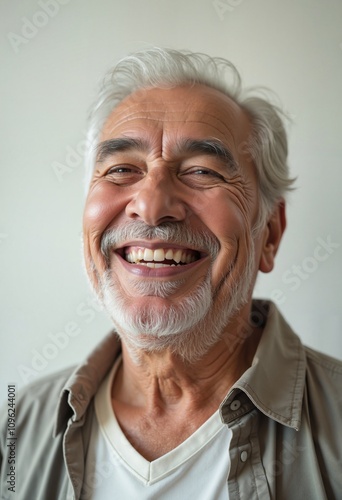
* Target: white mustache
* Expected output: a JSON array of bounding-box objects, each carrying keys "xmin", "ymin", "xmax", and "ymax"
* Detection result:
[{"xmin": 100, "ymin": 220, "xmax": 220, "ymax": 262}]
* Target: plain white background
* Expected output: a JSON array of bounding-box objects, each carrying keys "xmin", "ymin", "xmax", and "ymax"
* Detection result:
[{"xmin": 1, "ymin": 0, "xmax": 342, "ymax": 399}]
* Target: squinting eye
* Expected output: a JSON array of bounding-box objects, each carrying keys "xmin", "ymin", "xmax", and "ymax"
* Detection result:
[
  {"xmin": 106, "ymin": 165, "xmax": 144, "ymax": 185},
  {"xmin": 108, "ymin": 166, "xmax": 137, "ymax": 174},
  {"xmin": 193, "ymin": 169, "xmax": 220, "ymax": 176},
  {"xmin": 179, "ymin": 167, "xmax": 227, "ymax": 189},
  {"xmin": 186, "ymin": 168, "xmax": 225, "ymax": 180}
]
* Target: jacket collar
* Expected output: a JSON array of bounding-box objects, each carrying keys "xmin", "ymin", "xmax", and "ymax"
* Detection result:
[
  {"xmin": 221, "ymin": 301, "xmax": 306, "ymax": 430},
  {"xmin": 54, "ymin": 331, "xmax": 121, "ymax": 436}
]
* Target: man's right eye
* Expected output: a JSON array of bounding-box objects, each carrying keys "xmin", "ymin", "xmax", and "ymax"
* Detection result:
[
  {"xmin": 107, "ymin": 166, "xmax": 137, "ymax": 174},
  {"xmin": 105, "ymin": 165, "xmax": 144, "ymax": 185}
]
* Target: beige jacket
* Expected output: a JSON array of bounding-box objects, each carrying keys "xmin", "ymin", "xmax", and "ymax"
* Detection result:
[{"xmin": 1, "ymin": 301, "xmax": 341, "ymax": 499}]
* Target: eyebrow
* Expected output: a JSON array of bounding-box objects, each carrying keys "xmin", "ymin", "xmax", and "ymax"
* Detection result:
[
  {"xmin": 175, "ymin": 139, "xmax": 238, "ymax": 172},
  {"xmin": 96, "ymin": 137, "xmax": 238, "ymax": 172},
  {"xmin": 96, "ymin": 138, "xmax": 148, "ymax": 163}
]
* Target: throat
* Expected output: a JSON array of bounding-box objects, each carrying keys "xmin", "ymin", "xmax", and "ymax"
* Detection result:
[{"xmin": 111, "ymin": 398, "xmax": 218, "ymax": 461}]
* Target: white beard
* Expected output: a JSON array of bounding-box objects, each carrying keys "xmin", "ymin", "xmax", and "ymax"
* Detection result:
[{"xmin": 90, "ymin": 221, "xmax": 256, "ymax": 363}]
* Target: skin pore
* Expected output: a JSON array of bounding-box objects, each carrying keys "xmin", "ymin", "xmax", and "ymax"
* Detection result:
[{"xmin": 83, "ymin": 84, "xmax": 286, "ymax": 460}]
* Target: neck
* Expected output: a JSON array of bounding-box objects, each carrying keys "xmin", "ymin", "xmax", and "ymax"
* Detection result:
[{"xmin": 112, "ymin": 306, "xmax": 263, "ymax": 412}]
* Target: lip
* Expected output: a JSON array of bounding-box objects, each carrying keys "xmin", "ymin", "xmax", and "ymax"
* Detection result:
[
  {"xmin": 115, "ymin": 240, "xmax": 207, "ymax": 253},
  {"xmin": 115, "ymin": 239, "xmax": 207, "ymax": 258},
  {"xmin": 117, "ymin": 253, "xmax": 208, "ymax": 277}
]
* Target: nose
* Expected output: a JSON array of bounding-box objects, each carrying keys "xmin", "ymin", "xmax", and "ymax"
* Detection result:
[{"xmin": 125, "ymin": 167, "xmax": 188, "ymax": 226}]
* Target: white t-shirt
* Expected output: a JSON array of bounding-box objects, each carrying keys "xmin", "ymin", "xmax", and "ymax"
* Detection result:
[{"xmin": 81, "ymin": 358, "xmax": 232, "ymax": 499}]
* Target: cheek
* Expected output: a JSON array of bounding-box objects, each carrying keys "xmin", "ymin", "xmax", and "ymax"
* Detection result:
[
  {"xmin": 83, "ymin": 183, "xmax": 130, "ymax": 280},
  {"xmin": 83, "ymin": 183, "xmax": 128, "ymax": 236},
  {"xmin": 189, "ymin": 186, "xmax": 254, "ymax": 237},
  {"xmin": 192, "ymin": 187, "xmax": 257, "ymax": 284}
]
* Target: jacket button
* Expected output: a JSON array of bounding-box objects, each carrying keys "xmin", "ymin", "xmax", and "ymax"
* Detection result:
[
  {"xmin": 230, "ymin": 399, "xmax": 241, "ymax": 411},
  {"xmin": 240, "ymin": 451, "xmax": 248, "ymax": 462}
]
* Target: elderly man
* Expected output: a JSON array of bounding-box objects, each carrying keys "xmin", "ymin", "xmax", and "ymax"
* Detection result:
[{"xmin": 1, "ymin": 48, "xmax": 341, "ymax": 499}]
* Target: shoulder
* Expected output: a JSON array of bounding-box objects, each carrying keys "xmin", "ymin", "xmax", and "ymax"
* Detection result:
[
  {"xmin": 305, "ymin": 345, "xmax": 342, "ymax": 371},
  {"xmin": 20, "ymin": 365, "xmax": 75, "ymax": 397},
  {"xmin": 303, "ymin": 346, "xmax": 342, "ymax": 418},
  {"xmin": 0, "ymin": 366, "xmax": 75, "ymax": 434},
  {"xmin": 305, "ymin": 346, "xmax": 342, "ymax": 386}
]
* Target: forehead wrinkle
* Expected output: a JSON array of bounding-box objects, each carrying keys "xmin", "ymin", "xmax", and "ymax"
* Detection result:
[
  {"xmin": 105, "ymin": 117, "xmax": 237, "ymax": 149},
  {"xmin": 110, "ymin": 107, "xmax": 240, "ymax": 129},
  {"xmin": 109, "ymin": 98, "xmax": 199, "ymax": 116},
  {"xmin": 102, "ymin": 97, "xmax": 251, "ymax": 163},
  {"xmin": 105, "ymin": 98, "xmax": 245, "ymax": 132},
  {"xmin": 106, "ymin": 84, "xmax": 249, "ymax": 128}
]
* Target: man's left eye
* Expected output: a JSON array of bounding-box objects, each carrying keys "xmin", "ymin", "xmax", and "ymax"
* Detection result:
[
  {"xmin": 185, "ymin": 168, "xmax": 226, "ymax": 180},
  {"xmin": 178, "ymin": 167, "xmax": 227, "ymax": 188},
  {"xmin": 192, "ymin": 169, "xmax": 220, "ymax": 176}
]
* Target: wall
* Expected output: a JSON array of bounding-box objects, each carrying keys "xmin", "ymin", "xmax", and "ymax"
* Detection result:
[{"xmin": 1, "ymin": 0, "xmax": 341, "ymax": 396}]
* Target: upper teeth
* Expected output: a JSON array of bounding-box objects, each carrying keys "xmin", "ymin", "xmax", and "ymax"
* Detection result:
[{"xmin": 125, "ymin": 247, "xmax": 197, "ymax": 265}]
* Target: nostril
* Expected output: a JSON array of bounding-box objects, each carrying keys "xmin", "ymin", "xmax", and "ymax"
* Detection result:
[{"xmin": 125, "ymin": 189, "xmax": 188, "ymax": 226}]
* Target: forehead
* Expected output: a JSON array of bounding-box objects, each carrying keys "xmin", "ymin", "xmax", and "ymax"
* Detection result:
[{"xmin": 100, "ymin": 85, "xmax": 251, "ymax": 156}]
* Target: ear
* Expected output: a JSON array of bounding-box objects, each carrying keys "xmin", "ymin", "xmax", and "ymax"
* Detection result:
[{"xmin": 258, "ymin": 200, "xmax": 286, "ymax": 273}]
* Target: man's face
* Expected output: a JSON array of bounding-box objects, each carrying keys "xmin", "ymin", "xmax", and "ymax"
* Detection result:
[{"xmin": 83, "ymin": 84, "xmax": 266, "ymax": 357}]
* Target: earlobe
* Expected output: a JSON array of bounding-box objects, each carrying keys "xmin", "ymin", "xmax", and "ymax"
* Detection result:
[{"xmin": 259, "ymin": 200, "xmax": 286, "ymax": 273}]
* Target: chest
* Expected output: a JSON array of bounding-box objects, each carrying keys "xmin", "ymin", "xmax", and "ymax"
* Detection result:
[
  {"xmin": 112, "ymin": 401, "xmax": 215, "ymax": 460},
  {"xmin": 82, "ymin": 403, "xmax": 232, "ymax": 499}
]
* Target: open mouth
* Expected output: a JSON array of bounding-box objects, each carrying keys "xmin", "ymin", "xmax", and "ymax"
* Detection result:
[{"xmin": 119, "ymin": 246, "xmax": 202, "ymax": 268}]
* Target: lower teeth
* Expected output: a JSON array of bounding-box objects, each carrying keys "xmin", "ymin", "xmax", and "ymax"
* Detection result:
[
  {"xmin": 126, "ymin": 261, "xmax": 183, "ymax": 268},
  {"xmin": 144, "ymin": 262, "xmax": 180, "ymax": 268}
]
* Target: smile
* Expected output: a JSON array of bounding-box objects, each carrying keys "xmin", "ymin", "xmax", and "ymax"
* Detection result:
[{"xmin": 123, "ymin": 246, "xmax": 201, "ymax": 268}]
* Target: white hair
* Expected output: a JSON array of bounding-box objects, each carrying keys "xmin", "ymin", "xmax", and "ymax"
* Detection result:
[{"xmin": 85, "ymin": 47, "xmax": 295, "ymax": 226}]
